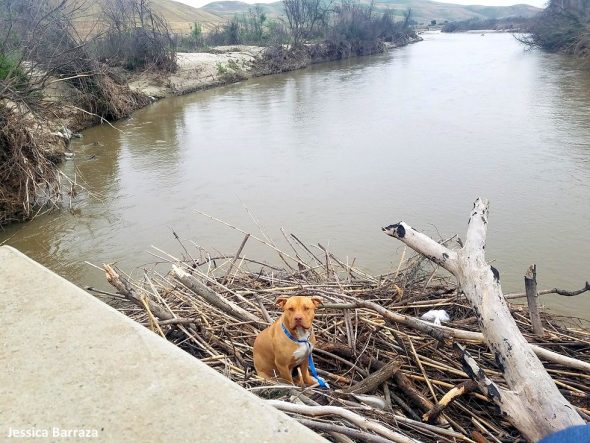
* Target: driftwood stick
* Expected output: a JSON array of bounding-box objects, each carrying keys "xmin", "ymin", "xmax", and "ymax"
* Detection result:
[
  {"xmin": 172, "ymin": 265, "xmax": 265, "ymax": 325},
  {"xmin": 385, "ymin": 413, "xmax": 468, "ymax": 440},
  {"xmin": 343, "ymin": 360, "xmax": 402, "ymax": 394},
  {"xmin": 223, "ymin": 233, "xmax": 250, "ymax": 284},
  {"xmin": 392, "ymin": 370, "xmax": 435, "ymax": 413},
  {"xmin": 471, "ymin": 431, "xmax": 491, "ymax": 443},
  {"xmin": 389, "ymin": 389, "xmax": 422, "ymax": 421},
  {"xmin": 104, "ymin": 264, "xmax": 173, "ymax": 321},
  {"xmin": 525, "ymin": 264, "xmax": 544, "ymax": 337},
  {"xmin": 144, "ymin": 318, "xmax": 195, "ymax": 326},
  {"xmin": 296, "ymin": 419, "xmax": 393, "ymax": 443},
  {"xmin": 85, "ymin": 286, "xmax": 125, "ymax": 299},
  {"xmin": 251, "ymin": 291, "xmax": 273, "ymax": 324},
  {"xmin": 505, "ymin": 281, "xmax": 590, "ymax": 299},
  {"xmin": 383, "ymin": 198, "xmax": 585, "ymax": 441},
  {"xmin": 455, "ymin": 343, "xmax": 508, "ymax": 407},
  {"xmin": 423, "ymin": 380, "xmax": 479, "ymax": 424},
  {"xmin": 266, "ymin": 400, "xmax": 419, "ymax": 443}
]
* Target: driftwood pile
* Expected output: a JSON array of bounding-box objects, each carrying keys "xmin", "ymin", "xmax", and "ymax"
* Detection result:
[{"xmin": 99, "ymin": 215, "xmax": 590, "ymax": 443}]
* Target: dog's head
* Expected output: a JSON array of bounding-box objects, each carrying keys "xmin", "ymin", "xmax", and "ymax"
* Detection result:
[{"xmin": 276, "ymin": 295, "xmax": 322, "ymax": 331}]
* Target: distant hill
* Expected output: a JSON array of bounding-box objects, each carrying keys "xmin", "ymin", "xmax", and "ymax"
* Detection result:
[
  {"xmin": 375, "ymin": 0, "xmax": 540, "ymax": 22},
  {"xmin": 202, "ymin": 0, "xmax": 540, "ymax": 24},
  {"xmin": 73, "ymin": 0, "xmax": 225, "ymax": 35},
  {"xmin": 202, "ymin": 1, "xmax": 284, "ymax": 18}
]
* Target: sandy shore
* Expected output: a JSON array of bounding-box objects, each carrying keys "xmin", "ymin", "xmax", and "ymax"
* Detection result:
[
  {"xmin": 126, "ymin": 38, "xmax": 422, "ymax": 99},
  {"xmin": 128, "ymin": 46, "xmax": 265, "ymax": 98}
]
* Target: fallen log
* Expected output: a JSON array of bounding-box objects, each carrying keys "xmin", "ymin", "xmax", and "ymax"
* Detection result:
[
  {"xmin": 343, "ymin": 360, "xmax": 402, "ymax": 395},
  {"xmin": 296, "ymin": 419, "xmax": 393, "ymax": 443},
  {"xmin": 172, "ymin": 265, "xmax": 265, "ymax": 326},
  {"xmin": 383, "ymin": 198, "xmax": 585, "ymax": 441},
  {"xmin": 104, "ymin": 264, "xmax": 173, "ymax": 321}
]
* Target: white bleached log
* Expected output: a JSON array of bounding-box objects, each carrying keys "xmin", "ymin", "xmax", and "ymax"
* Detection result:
[{"xmin": 383, "ymin": 198, "xmax": 584, "ymax": 441}]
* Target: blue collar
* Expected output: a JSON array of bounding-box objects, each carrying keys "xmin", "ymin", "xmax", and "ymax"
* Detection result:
[{"xmin": 281, "ymin": 323, "xmax": 310, "ymax": 344}]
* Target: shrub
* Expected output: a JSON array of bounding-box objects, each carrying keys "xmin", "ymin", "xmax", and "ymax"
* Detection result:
[
  {"xmin": 324, "ymin": 2, "xmax": 415, "ymax": 57},
  {"xmin": 0, "ymin": 52, "xmax": 27, "ymax": 90},
  {"xmin": 95, "ymin": 0, "xmax": 177, "ymax": 72},
  {"xmin": 520, "ymin": 0, "xmax": 590, "ymax": 58},
  {"xmin": 205, "ymin": 7, "xmax": 289, "ymax": 47}
]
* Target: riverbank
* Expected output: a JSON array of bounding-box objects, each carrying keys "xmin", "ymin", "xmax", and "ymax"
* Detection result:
[{"xmin": 126, "ymin": 38, "xmax": 422, "ymax": 100}]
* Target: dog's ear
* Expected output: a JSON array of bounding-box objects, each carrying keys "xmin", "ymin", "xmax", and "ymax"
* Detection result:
[
  {"xmin": 311, "ymin": 296, "xmax": 323, "ymax": 307},
  {"xmin": 276, "ymin": 297, "xmax": 288, "ymax": 309}
]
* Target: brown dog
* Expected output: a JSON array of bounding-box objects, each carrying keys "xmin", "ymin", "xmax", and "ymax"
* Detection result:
[{"xmin": 253, "ymin": 295, "xmax": 322, "ymax": 385}]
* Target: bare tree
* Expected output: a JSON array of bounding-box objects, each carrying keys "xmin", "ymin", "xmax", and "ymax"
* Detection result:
[
  {"xmin": 0, "ymin": 0, "xmax": 94, "ymax": 103},
  {"xmin": 98, "ymin": 0, "xmax": 176, "ymax": 71},
  {"xmin": 282, "ymin": 0, "xmax": 329, "ymax": 46}
]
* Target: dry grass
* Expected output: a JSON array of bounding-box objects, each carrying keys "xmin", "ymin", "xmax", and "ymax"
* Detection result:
[{"xmin": 99, "ymin": 221, "xmax": 590, "ymax": 442}]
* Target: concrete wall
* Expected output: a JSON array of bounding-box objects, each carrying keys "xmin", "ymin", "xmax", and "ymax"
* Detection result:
[{"xmin": 0, "ymin": 246, "xmax": 325, "ymax": 442}]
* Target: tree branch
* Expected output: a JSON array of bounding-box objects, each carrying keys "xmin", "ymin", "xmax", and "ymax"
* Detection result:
[
  {"xmin": 267, "ymin": 400, "xmax": 418, "ymax": 443},
  {"xmin": 505, "ymin": 281, "xmax": 590, "ymax": 299}
]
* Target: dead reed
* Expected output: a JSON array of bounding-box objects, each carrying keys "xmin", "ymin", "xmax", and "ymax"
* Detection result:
[{"xmin": 99, "ymin": 220, "xmax": 590, "ymax": 442}]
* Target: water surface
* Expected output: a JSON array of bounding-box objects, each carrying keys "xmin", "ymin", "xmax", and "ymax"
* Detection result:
[{"xmin": 2, "ymin": 32, "xmax": 590, "ymax": 317}]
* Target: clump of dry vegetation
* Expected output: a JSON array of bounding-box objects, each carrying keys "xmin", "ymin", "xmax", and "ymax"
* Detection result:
[
  {"xmin": 98, "ymin": 219, "xmax": 590, "ymax": 442},
  {"xmin": 0, "ymin": 105, "xmax": 65, "ymax": 225},
  {"xmin": 95, "ymin": 0, "xmax": 177, "ymax": 72},
  {"xmin": 521, "ymin": 0, "xmax": 590, "ymax": 61},
  {"xmin": 0, "ymin": 0, "xmax": 175, "ymax": 225},
  {"xmin": 214, "ymin": 0, "xmax": 418, "ymax": 75}
]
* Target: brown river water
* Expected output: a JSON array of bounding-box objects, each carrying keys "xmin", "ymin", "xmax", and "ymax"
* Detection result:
[{"xmin": 2, "ymin": 32, "xmax": 589, "ymax": 318}]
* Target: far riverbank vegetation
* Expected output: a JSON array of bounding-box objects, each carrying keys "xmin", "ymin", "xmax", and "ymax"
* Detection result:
[
  {"xmin": 441, "ymin": 17, "xmax": 532, "ymax": 33},
  {"xmin": 520, "ymin": 0, "xmax": 590, "ymax": 61},
  {"xmin": 178, "ymin": 0, "xmax": 417, "ymax": 72}
]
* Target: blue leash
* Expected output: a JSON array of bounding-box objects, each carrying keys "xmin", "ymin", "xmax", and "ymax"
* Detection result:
[{"xmin": 281, "ymin": 323, "xmax": 329, "ymax": 389}]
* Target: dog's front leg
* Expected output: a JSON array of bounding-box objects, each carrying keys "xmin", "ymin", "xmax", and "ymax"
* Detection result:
[
  {"xmin": 274, "ymin": 360, "xmax": 294, "ymax": 384},
  {"xmin": 298, "ymin": 360, "xmax": 317, "ymax": 386}
]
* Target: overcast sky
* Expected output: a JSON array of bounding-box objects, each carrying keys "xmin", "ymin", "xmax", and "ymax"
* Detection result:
[{"xmin": 176, "ymin": 0, "xmax": 548, "ymax": 10}]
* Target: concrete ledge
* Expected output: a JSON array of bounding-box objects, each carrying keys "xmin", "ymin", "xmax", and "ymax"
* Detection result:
[{"xmin": 0, "ymin": 246, "xmax": 325, "ymax": 442}]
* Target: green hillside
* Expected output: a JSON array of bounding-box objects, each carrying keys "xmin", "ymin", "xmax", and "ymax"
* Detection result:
[{"xmin": 202, "ymin": 0, "xmax": 540, "ymax": 24}]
